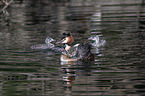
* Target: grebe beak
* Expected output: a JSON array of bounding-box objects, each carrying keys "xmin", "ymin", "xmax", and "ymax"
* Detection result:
[
  {"xmin": 56, "ymin": 41, "xmax": 62, "ymax": 44},
  {"xmin": 56, "ymin": 37, "xmax": 68, "ymax": 44}
]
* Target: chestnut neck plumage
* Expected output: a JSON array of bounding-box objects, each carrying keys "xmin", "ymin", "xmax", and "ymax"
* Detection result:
[{"xmin": 64, "ymin": 35, "xmax": 74, "ymax": 51}]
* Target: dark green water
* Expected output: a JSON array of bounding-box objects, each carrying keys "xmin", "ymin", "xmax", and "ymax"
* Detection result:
[{"xmin": 0, "ymin": 0, "xmax": 145, "ymax": 96}]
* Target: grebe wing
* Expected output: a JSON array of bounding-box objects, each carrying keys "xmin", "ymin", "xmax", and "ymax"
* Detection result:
[
  {"xmin": 62, "ymin": 45, "xmax": 78, "ymax": 57},
  {"xmin": 62, "ymin": 43, "xmax": 91, "ymax": 58}
]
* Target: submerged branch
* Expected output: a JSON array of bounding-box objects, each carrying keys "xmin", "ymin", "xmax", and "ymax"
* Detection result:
[{"xmin": 0, "ymin": 0, "xmax": 13, "ymax": 14}]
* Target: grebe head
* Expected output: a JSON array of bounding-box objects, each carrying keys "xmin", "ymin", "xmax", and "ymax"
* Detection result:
[
  {"xmin": 88, "ymin": 35, "xmax": 106, "ymax": 47},
  {"xmin": 88, "ymin": 35, "xmax": 99, "ymax": 41},
  {"xmin": 45, "ymin": 37, "xmax": 55, "ymax": 44},
  {"xmin": 56, "ymin": 33, "xmax": 74, "ymax": 45},
  {"xmin": 61, "ymin": 33, "xmax": 74, "ymax": 45},
  {"xmin": 56, "ymin": 33, "xmax": 74, "ymax": 51}
]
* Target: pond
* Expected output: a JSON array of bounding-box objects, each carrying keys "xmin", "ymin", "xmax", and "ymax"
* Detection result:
[{"xmin": 0, "ymin": 0, "xmax": 145, "ymax": 96}]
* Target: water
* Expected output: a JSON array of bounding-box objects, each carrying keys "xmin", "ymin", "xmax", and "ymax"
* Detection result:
[{"xmin": 0, "ymin": 0, "xmax": 145, "ymax": 96}]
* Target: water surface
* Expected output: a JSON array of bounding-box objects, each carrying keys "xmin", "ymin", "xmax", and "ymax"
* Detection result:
[{"xmin": 0, "ymin": 0, "xmax": 145, "ymax": 96}]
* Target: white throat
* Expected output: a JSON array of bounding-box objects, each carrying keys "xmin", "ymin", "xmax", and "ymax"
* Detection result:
[{"xmin": 65, "ymin": 44, "xmax": 71, "ymax": 51}]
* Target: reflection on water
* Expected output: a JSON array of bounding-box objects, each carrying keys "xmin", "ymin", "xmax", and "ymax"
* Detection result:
[{"xmin": 0, "ymin": 0, "xmax": 145, "ymax": 96}]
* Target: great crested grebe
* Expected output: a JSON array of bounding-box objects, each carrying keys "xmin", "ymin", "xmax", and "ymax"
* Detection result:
[{"xmin": 56, "ymin": 33, "xmax": 94, "ymax": 61}]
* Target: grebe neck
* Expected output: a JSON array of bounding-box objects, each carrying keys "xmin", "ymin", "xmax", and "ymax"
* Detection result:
[{"xmin": 65, "ymin": 44, "xmax": 71, "ymax": 51}]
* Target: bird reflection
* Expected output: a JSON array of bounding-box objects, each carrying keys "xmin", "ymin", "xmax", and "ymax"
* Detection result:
[{"xmin": 61, "ymin": 61, "xmax": 93, "ymax": 91}]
